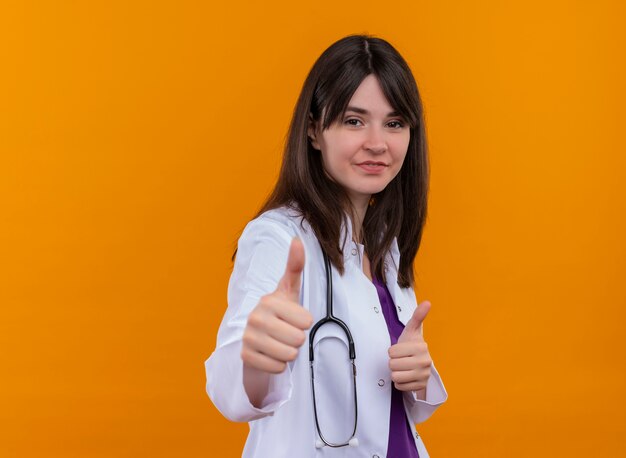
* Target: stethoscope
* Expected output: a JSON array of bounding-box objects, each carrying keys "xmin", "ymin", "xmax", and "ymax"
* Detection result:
[{"xmin": 308, "ymin": 247, "xmax": 359, "ymax": 448}]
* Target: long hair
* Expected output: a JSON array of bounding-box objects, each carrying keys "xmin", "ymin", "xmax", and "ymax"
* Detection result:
[{"xmin": 238, "ymin": 34, "xmax": 429, "ymax": 288}]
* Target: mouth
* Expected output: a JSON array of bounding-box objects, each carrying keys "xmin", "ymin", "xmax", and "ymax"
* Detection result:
[
  {"xmin": 355, "ymin": 161, "xmax": 388, "ymax": 174},
  {"xmin": 357, "ymin": 161, "xmax": 388, "ymax": 166}
]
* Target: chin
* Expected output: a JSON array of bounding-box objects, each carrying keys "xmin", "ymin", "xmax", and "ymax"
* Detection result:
[{"xmin": 363, "ymin": 182, "xmax": 392, "ymax": 195}]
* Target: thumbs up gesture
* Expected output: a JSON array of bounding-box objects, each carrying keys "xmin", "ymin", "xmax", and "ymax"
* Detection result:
[
  {"xmin": 241, "ymin": 237, "xmax": 314, "ymax": 375},
  {"xmin": 388, "ymin": 301, "xmax": 433, "ymax": 392}
]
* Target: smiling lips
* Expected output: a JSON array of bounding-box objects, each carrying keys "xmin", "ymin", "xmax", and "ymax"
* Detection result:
[{"xmin": 356, "ymin": 161, "xmax": 388, "ymax": 173}]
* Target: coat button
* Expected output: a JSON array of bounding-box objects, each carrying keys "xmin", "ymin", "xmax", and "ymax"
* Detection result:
[
  {"xmin": 415, "ymin": 431, "xmax": 420, "ymax": 438},
  {"xmin": 397, "ymin": 306, "xmax": 402, "ymax": 312},
  {"xmin": 373, "ymin": 306, "xmax": 379, "ymax": 313},
  {"xmin": 351, "ymin": 248, "xmax": 357, "ymax": 256},
  {"xmin": 373, "ymin": 455, "xmax": 380, "ymax": 458},
  {"xmin": 377, "ymin": 379, "xmax": 385, "ymax": 387}
]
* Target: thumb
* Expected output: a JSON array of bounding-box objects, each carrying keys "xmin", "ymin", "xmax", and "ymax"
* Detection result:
[
  {"xmin": 276, "ymin": 237, "xmax": 306, "ymax": 302},
  {"xmin": 398, "ymin": 300, "xmax": 431, "ymax": 342}
]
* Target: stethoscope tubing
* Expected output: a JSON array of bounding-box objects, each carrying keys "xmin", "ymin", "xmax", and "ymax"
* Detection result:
[{"xmin": 308, "ymin": 246, "xmax": 358, "ymax": 448}]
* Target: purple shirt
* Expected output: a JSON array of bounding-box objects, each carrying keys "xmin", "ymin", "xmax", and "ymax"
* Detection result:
[{"xmin": 372, "ymin": 276, "xmax": 420, "ymax": 458}]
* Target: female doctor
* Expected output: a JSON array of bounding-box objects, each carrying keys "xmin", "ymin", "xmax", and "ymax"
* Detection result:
[{"xmin": 205, "ymin": 34, "xmax": 448, "ymax": 457}]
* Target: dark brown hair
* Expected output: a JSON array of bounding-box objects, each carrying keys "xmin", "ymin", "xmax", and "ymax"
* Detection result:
[{"xmin": 239, "ymin": 34, "xmax": 429, "ymax": 288}]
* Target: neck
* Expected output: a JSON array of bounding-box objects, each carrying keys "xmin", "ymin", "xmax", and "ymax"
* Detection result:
[{"xmin": 349, "ymin": 196, "xmax": 370, "ymax": 244}]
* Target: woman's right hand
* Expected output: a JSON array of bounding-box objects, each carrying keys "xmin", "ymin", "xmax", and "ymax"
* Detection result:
[{"xmin": 241, "ymin": 237, "xmax": 314, "ymax": 375}]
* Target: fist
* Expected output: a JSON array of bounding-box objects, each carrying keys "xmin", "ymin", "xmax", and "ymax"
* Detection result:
[
  {"xmin": 388, "ymin": 301, "xmax": 433, "ymax": 392},
  {"xmin": 241, "ymin": 237, "xmax": 314, "ymax": 374}
]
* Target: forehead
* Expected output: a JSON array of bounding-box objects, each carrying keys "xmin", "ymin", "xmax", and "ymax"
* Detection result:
[{"xmin": 346, "ymin": 75, "xmax": 395, "ymax": 114}]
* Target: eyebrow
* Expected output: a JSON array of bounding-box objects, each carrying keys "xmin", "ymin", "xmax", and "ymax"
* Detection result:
[{"xmin": 345, "ymin": 106, "xmax": 402, "ymax": 117}]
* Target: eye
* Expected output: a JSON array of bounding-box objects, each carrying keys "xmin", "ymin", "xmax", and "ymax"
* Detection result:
[
  {"xmin": 387, "ymin": 120, "xmax": 405, "ymax": 129},
  {"xmin": 344, "ymin": 118, "xmax": 363, "ymax": 127}
]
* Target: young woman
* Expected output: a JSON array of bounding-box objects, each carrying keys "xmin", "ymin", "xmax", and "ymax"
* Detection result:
[{"xmin": 205, "ymin": 34, "xmax": 448, "ymax": 457}]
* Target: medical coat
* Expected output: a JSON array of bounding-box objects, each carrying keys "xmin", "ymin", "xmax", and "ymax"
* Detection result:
[{"xmin": 205, "ymin": 206, "xmax": 448, "ymax": 457}]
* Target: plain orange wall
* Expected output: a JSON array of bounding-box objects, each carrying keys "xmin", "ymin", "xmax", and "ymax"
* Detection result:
[{"xmin": 1, "ymin": 1, "xmax": 625, "ymax": 456}]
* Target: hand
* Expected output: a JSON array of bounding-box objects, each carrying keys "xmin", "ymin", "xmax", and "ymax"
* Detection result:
[
  {"xmin": 388, "ymin": 301, "xmax": 433, "ymax": 392},
  {"xmin": 241, "ymin": 237, "xmax": 314, "ymax": 374}
]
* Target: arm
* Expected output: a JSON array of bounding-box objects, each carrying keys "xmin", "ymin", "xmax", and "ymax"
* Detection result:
[
  {"xmin": 204, "ymin": 218, "xmax": 305, "ymax": 422},
  {"xmin": 389, "ymin": 300, "xmax": 448, "ymax": 424},
  {"xmin": 403, "ymin": 360, "xmax": 448, "ymax": 424}
]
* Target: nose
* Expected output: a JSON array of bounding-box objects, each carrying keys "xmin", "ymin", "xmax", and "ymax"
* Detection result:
[{"xmin": 363, "ymin": 126, "xmax": 388, "ymax": 154}]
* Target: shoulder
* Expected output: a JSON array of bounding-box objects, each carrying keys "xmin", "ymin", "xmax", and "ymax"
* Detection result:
[
  {"xmin": 233, "ymin": 206, "xmax": 317, "ymax": 283},
  {"xmin": 239, "ymin": 205, "xmax": 310, "ymax": 246},
  {"xmin": 255, "ymin": 206, "xmax": 304, "ymax": 230}
]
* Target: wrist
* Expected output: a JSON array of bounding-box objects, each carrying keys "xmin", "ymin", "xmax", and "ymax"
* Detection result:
[{"xmin": 243, "ymin": 363, "xmax": 271, "ymax": 408}]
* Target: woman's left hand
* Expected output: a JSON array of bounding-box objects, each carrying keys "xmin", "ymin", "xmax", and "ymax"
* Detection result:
[{"xmin": 388, "ymin": 301, "xmax": 433, "ymax": 392}]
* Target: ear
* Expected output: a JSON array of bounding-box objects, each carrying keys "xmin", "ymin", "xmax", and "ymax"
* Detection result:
[{"xmin": 307, "ymin": 113, "xmax": 321, "ymax": 150}]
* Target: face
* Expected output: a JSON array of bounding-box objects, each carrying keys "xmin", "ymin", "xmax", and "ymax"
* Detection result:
[{"xmin": 308, "ymin": 74, "xmax": 411, "ymax": 210}]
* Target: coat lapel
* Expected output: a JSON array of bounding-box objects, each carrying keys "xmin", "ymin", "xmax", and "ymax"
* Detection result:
[{"xmin": 383, "ymin": 238, "xmax": 416, "ymax": 325}]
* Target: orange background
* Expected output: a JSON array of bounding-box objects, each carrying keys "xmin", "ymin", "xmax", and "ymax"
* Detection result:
[{"xmin": 1, "ymin": 1, "xmax": 625, "ymax": 456}]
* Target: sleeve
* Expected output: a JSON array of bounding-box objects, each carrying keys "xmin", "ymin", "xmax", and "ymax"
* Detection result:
[
  {"xmin": 403, "ymin": 360, "xmax": 448, "ymax": 424},
  {"xmin": 204, "ymin": 216, "xmax": 298, "ymax": 422}
]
